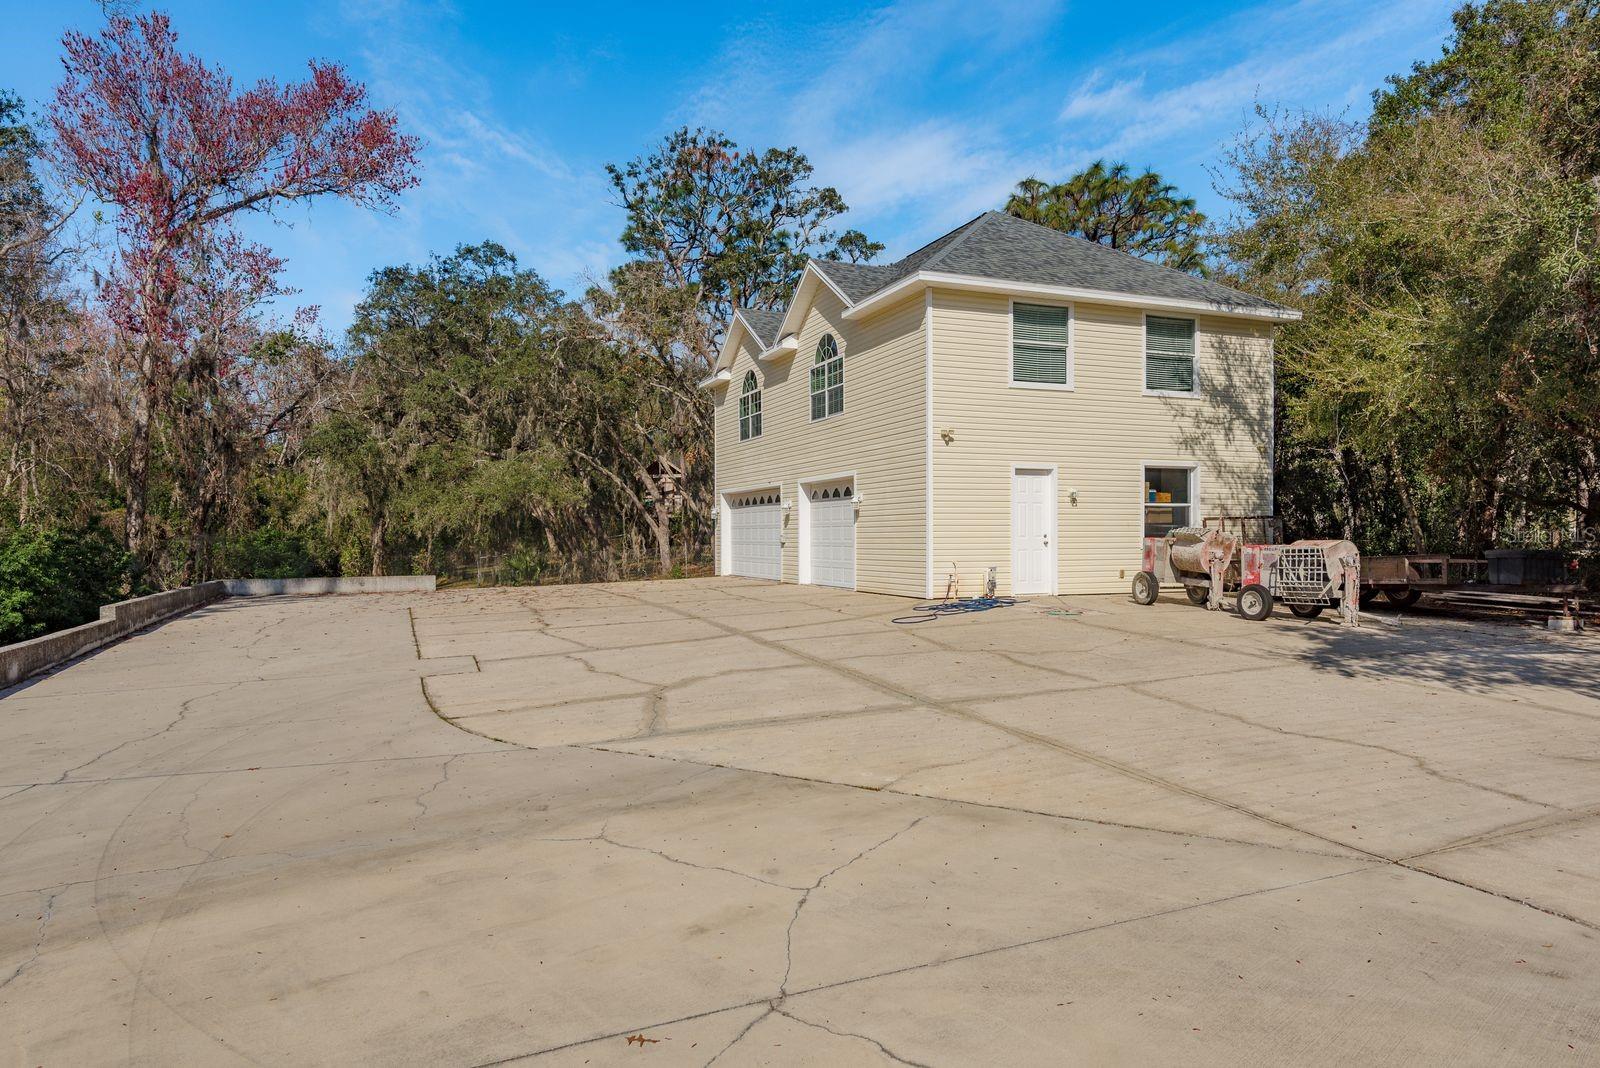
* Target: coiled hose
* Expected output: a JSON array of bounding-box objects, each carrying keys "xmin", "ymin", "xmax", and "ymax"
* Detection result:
[{"xmin": 892, "ymin": 596, "xmax": 1021, "ymax": 624}]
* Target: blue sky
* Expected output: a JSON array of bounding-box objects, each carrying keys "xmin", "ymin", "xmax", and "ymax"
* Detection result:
[{"xmin": 2, "ymin": 0, "xmax": 1456, "ymax": 334}]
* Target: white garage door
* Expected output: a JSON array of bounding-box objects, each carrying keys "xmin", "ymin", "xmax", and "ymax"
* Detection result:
[
  {"xmin": 729, "ymin": 491, "xmax": 782, "ymax": 580},
  {"xmin": 807, "ymin": 480, "xmax": 855, "ymax": 589}
]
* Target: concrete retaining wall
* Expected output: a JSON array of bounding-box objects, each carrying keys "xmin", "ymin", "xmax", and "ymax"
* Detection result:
[
  {"xmin": 2, "ymin": 581, "xmax": 227, "ymax": 688},
  {"xmin": 220, "ymin": 575, "xmax": 436, "ymax": 597},
  {"xmin": 2, "ymin": 575, "xmax": 436, "ymax": 687}
]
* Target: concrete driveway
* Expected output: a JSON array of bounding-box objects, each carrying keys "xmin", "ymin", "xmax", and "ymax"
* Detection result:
[{"xmin": 2, "ymin": 578, "xmax": 1598, "ymax": 1065}]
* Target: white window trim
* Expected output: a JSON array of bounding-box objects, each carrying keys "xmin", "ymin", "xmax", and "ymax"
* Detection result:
[
  {"xmin": 1009, "ymin": 463, "xmax": 1059, "ymax": 596},
  {"xmin": 809, "ymin": 333, "xmax": 846, "ymax": 423},
  {"xmin": 1140, "ymin": 462, "xmax": 1200, "ymax": 538},
  {"xmin": 797, "ymin": 470, "xmax": 858, "ymax": 588},
  {"xmin": 1007, "ymin": 297, "xmax": 1075, "ymax": 391},
  {"xmin": 1141, "ymin": 311, "xmax": 1201, "ymax": 399},
  {"xmin": 738, "ymin": 370, "xmax": 763, "ymax": 441}
]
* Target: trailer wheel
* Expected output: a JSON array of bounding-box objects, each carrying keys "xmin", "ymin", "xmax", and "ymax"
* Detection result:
[
  {"xmin": 1237, "ymin": 584, "xmax": 1273, "ymax": 621},
  {"xmin": 1358, "ymin": 588, "xmax": 1378, "ymax": 607},
  {"xmin": 1131, "ymin": 571, "xmax": 1159, "ymax": 605},
  {"xmin": 1383, "ymin": 588, "xmax": 1421, "ymax": 608},
  {"xmin": 1288, "ymin": 602, "xmax": 1324, "ymax": 619},
  {"xmin": 1184, "ymin": 584, "xmax": 1209, "ymax": 606}
]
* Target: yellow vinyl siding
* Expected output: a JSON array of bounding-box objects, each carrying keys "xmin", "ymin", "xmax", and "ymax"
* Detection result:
[
  {"xmin": 712, "ymin": 287, "xmax": 927, "ymax": 596},
  {"xmin": 929, "ymin": 289, "xmax": 1272, "ymax": 596}
]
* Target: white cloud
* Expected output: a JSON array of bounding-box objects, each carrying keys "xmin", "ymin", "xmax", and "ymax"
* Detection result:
[
  {"xmin": 1055, "ymin": 0, "xmax": 1456, "ymax": 160},
  {"xmin": 681, "ymin": 0, "xmax": 1069, "ymax": 257},
  {"xmin": 1059, "ymin": 72, "xmax": 1147, "ymax": 122},
  {"xmin": 674, "ymin": 0, "xmax": 1454, "ymax": 264}
]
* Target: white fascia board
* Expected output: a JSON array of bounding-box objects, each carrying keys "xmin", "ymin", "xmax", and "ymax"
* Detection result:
[
  {"xmin": 841, "ymin": 271, "xmax": 1302, "ymax": 323},
  {"xmin": 697, "ymin": 368, "xmax": 731, "ymax": 390},
  {"xmin": 776, "ymin": 262, "xmax": 856, "ymax": 340},
  {"xmin": 757, "ymin": 336, "xmax": 798, "ymax": 363},
  {"xmin": 712, "ymin": 314, "xmax": 753, "ymax": 376},
  {"xmin": 731, "ymin": 308, "xmax": 773, "ymax": 350},
  {"xmin": 808, "ymin": 262, "xmax": 856, "ymax": 307}
]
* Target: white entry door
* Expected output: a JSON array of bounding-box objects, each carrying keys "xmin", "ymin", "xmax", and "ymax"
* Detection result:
[
  {"xmin": 729, "ymin": 491, "xmax": 782, "ymax": 580},
  {"xmin": 1011, "ymin": 469, "xmax": 1055, "ymax": 594},
  {"xmin": 807, "ymin": 480, "xmax": 856, "ymax": 589}
]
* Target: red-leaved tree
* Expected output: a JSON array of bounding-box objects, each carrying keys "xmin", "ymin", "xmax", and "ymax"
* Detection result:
[{"xmin": 48, "ymin": 11, "xmax": 420, "ymax": 572}]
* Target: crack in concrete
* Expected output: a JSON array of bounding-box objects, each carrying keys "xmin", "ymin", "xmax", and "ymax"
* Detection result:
[
  {"xmin": 872, "ymin": 743, "xmax": 1029, "ymax": 793},
  {"xmin": 0, "ymin": 888, "xmax": 60, "ymax": 992},
  {"xmin": 597, "ymin": 833, "xmax": 802, "ymax": 891},
  {"xmin": 1, "ymin": 748, "xmax": 516, "ymax": 790},
  {"xmin": 525, "ymin": 765, "xmax": 809, "ymax": 892},
  {"xmin": 494, "ymin": 865, "xmax": 1374, "ymax": 1066},
  {"xmin": 592, "ymin": 703, "xmax": 918, "ymax": 748},
  {"xmin": 174, "ymin": 775, "xmax": 216, "ymax": 858},
  {"xmin": 779, "ymin": 814, "xmax": 929, "ymax": 997},
  {"xmin": 48, "ymin": 679, "xmax": 249, "ymax": 786},
  {"xmin": 701, "ymin": 1005, "xmax": 771, "ymax": 1066},
  {"xmin": 1126, "ymin": 683, "xmax": 1564, "ymax": 814},
  {"xmin": 413, "ymin": 754, "xmax": 463, "ymax": 820},
  {"xmin": 1391, "ymin": 859, "xmax": 1600, "ymax": 932},
  {"xmin": 0, "ymin": 783, "xmax": 37, "ymax": 804},
  {"xmin": 591, "ymin": 585, "xmax": 1600, "ymax": 935},
  {"xmin": 1075, "ymin": 613, "xmax": 1600, "ymax": 726},
  {"xmin": 584, "ymin": 742, "xmax": 1361, "ymax": 861},
  {"xmin": 773, "ymin": 1005, "xmax": 934, "ymax": 1067},
  {"xmin": 1401, "ymin": 802, "xmax": 1600, "ymax": 863},
  {"xmin": 600, "ymin": 587, "xmax": 1373, "ymax": 861}
]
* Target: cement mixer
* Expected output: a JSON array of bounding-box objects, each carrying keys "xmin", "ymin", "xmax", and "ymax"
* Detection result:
[{"xmin": 1132, "ymin": 518, "xmax": 1361, "ymax": 626}]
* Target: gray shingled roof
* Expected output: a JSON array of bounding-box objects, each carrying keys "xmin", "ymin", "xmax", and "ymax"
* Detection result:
[
  {"xmin": 813, "ymin": 211, "xmax": 1288, "ymax": 314},
  {"xmin": 734, "ymin": 306, "xmax": 786, "ymax": 347}
]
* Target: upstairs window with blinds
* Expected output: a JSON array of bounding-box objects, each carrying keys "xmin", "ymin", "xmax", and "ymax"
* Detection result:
[
  {"xmin": 1145, "ymin": 316, "xmax": 1197, "ymax": 393},
  {"xmin": 1011, "ymin": 303, "xmax": 1071, "ymax": 386},
  {"xmin": 810, "ymin": 334, "xmax": 844, "ymax": 421}
]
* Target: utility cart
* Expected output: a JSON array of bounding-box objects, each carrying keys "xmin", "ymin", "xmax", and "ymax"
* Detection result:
[{"xmin": 1131, "ymin": 516, "xmax": 1362, "ymax": 626}]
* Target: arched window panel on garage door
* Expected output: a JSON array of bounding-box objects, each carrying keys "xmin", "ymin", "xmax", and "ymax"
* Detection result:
[
  {"xmin": 805, "ymin": 480, "xmax": 855, "ymax": 589},
  {"xmin": 728, "ymin": 490, "xmax": 782, "ymax": 579}
]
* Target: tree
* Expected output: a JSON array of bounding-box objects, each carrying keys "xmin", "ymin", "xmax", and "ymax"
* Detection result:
[
  {"xmin": 1005, "ymin": 161, "xmax": 1208, "ymax": 272},
  {"xmin": 320, "ymin": 243, "xmax": 587, "ymax": 577},
  {"xmin": 606, "ymin": 127, "xmax": 881, "ymax": 371},
  {"xmin": 1213, "ymin": 2, "xmax": 1600, "ymax": 557},
  {"xmin": 602, "ymin": 128, "xmax": 881, "ymax": 569},
  {"xmin": 0, "ymin": 89, "xmax": 91, "ymax": 528},
  {"xmin": 1005, "ymin": 161, "xmax": 1207, "ymax": 271},
  {"xmin": 0, "ymin": 521, "xmax": 129, "ymax": 642},
  {"xmin": 47, "ymin": 12, "xmax": 420, "ymax": 574}
]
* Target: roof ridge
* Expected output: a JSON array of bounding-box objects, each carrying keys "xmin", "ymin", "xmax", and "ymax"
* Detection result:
[
  {"xmin": 909, "ymin": 211, "xmax": 993, "ymax": 273},
  {"xmin": 872, "ymin": 212, "xmax": 986, "ymax": 274}
]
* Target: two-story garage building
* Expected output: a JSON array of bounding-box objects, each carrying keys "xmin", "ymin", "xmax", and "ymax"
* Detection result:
[{"xmin": 703, "ymin": 210, "xmax": 1299, "ymax": 599}]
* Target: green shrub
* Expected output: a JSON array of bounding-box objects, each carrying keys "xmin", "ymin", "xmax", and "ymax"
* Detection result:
[
  {"xmin": 497, "ymin": 545, "xmax": 548, "ymax": 585},
  {"xmin": 0, "ymin": 522, "xmax": 131, "ymax": 644},
  {"xmin": 217, "ymin": 527, "xmax": 325, "ymax": 580}
]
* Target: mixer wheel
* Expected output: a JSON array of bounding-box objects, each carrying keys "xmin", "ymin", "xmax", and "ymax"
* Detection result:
[{"xmin": 1237, "ymin": 584, "xmax": 1273, "ymax": 621}]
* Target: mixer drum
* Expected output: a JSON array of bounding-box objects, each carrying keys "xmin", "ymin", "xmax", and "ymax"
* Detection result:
[{"xmin": 1166, "ymin": 527, "xmax": 1221, "ymax": 575}]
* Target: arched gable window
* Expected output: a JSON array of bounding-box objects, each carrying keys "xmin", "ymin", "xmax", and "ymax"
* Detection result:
[
  {"xmin": 809, "ymin": 334, "xmax": 843, "ymax": 421},
  {"xmin": 739, "ymin": 370, "xmax": 762, "ymax": 440}
]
